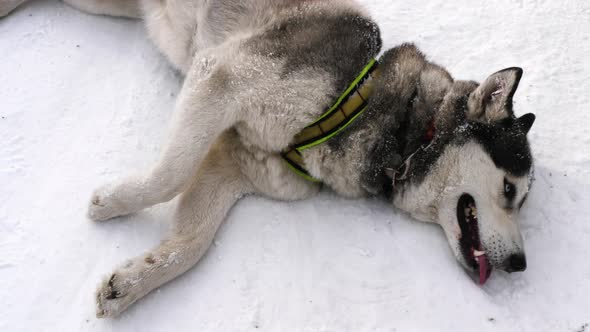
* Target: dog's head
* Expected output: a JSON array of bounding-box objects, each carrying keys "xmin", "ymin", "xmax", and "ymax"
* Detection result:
[{"xmin": 393, "ymin": 67, "xmax": 535, "ymax": 284}]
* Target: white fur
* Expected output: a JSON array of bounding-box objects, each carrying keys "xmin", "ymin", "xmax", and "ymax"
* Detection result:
[
  {"xmin": 95, "ymin": 131, "xmax": 318, "ymax": 317},
  {"xmin": 394, "ymin": 141, "xmax": 530, "ymax": 269},
  {"xmin": 76, "ymin": 0, "xmax": 333, "ymax": 317},
  {"xmin": 1, "ymin": 0, "xmax": 531, "ymax": 317}
]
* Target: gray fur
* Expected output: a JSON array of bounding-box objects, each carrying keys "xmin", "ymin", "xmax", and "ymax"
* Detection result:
[
  {"xmin": 1, "ymin": 0, "xmax": 536, "ymax": 317},
  {"xmin": 246, "ymin": 10, "xmax": 382, "ymax": 93}
]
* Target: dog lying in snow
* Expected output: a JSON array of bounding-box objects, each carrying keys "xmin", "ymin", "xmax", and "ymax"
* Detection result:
[{"xmin": 1, "ymin": 0, "xmax": 536, "ymax": 317}]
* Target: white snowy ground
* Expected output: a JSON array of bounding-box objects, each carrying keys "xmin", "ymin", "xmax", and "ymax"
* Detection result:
[{"xmin": 0, "ymin": 0, "xmax": 589, "ymax": 331}]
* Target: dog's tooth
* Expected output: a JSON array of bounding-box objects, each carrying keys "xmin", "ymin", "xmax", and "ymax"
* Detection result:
[{"xmin": 473, "ymin": 250, "xmax": 485, "ymax": 257}]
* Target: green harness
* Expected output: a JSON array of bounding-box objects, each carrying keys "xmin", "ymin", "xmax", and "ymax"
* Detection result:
[{"xmin": 281, "ymin": 59, "xmax": 380, "ymax": 182}]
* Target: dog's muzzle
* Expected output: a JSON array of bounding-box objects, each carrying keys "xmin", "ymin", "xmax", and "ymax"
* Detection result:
[{"xmin": 456, "ymin": 194, "xmax": 493, "ymax": 284}]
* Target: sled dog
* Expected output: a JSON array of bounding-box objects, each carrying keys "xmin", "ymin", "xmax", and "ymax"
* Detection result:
[{"xmin": 1, "ymin": 0, "xmax": 536, "ymax": 317}]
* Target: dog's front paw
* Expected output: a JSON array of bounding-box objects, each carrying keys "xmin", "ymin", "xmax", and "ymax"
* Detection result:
[
  {"xmin": 87, "ymin": 185, "xmax": 130, "ymax": 221},
  {"xmin": 96, "ymin": 271, "xmax": 139, "ymax": 318}
]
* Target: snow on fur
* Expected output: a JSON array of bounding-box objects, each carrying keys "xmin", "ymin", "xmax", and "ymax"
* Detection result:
[{"xmin": 0, "ymin": 0, "xmax": 588, "ymax": 331}]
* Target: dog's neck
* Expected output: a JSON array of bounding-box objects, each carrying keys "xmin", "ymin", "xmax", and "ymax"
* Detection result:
[{"xmin": 358, "ymin": 45, "xmax": 455, "ymax": 197}]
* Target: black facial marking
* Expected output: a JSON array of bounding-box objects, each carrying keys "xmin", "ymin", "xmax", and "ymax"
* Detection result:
[
  {"xmin": 391, "ymin": 82, "xmax": 534, "ymax": 193},
  {"xmin": 468, "ymin": 118, "xmax": 533, "ymax": 176},
  {"xmin": 504, "ymin": 178, "xmax": 516, "ymax": 202}
]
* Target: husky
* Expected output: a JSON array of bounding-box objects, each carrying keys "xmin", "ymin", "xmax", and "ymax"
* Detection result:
[{"xmin": 2, "ymin": 0, "xmax": 536, "ymax": 318}]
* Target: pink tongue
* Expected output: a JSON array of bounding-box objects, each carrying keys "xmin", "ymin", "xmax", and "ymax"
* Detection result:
[{"xmin": 477, "ymin": 254, "xmax": 491, "ymax": 285}]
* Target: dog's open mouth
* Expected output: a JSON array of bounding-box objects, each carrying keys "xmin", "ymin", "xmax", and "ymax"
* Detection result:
[{"xmin": 457, "ymin": 194, "xmax": 492, "ymax": 285}]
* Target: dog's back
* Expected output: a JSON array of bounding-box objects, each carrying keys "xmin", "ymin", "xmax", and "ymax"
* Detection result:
[{"xmin": 142, "ymin": 0, "xmax": 371, "ymax": 72}]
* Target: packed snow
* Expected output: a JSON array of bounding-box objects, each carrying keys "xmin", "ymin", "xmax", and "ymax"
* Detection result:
[{"xmin": 0, "ymin": 0, "xmax": 589, "ymax": 331}]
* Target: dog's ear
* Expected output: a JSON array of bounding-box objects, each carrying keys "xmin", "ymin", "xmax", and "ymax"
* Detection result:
[
  {"xmin": 467, "ymin": 67, "xmax": 523, "ymax": 123},
  {"xmin": 517, "ymin": 113, "xmax": 536, "ymax": 134}
]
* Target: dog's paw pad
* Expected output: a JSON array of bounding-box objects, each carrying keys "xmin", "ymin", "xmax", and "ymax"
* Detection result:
[
  {"xmin": 91, "ymin": 195, "xmax": 104, "ymax": 207},
  {"xmin": 105, "ymin": 274, "xmax": 125, "ymax": 299},
  {"xmin": 87, "ymin": 186, "xmax": 126, "ymax": 221},
  {"xmin": 96, "ymin": 273, "xmax": 135, "ymax": 318}
]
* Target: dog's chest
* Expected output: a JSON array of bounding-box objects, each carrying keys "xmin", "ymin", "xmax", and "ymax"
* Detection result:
[
  {"xmin": 234, "ymin": 122, "xmax": 292, "ymax": 152},
  {"xmin": 301, "ymin": 125, "xmax": 383, "ymax": 198}
]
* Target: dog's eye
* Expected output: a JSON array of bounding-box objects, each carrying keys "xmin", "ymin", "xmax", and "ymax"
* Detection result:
[{"xmin": 503, "ymin": 178, "xmax": 516, "ymax": 201}]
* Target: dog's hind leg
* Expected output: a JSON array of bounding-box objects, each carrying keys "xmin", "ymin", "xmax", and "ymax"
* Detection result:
[
  {"xmin": 88, "ymin": 55, "xmax": 238, "ymax": 221},
  {"xmin": 62, "ymin": 0, "xmax": 141, "ymax": 18},
  {"xmin": 95, "ymin": 132, "xmax": 253, "ymax": 317}
]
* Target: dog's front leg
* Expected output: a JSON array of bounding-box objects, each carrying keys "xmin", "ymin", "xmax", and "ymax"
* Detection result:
[
  {"xmin": 95, "ymin": 133, "xmax": 253, "ymax": 317},
  {"xmin": 88, "ymin": 59, "xmax": 237, "ymax": 221}
]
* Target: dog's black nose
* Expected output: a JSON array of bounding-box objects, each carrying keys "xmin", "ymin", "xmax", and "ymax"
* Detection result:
[{"xmin": 504, "ymin": 253, "xmax": 527, "ymax": 272}]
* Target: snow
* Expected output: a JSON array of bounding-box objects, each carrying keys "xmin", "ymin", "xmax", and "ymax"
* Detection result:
[{"xmin": 0, "ymin": 0, "xmax": 589, "ymax": 331}]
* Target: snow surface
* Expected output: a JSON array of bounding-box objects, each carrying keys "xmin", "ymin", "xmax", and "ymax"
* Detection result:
[{"xmin": 0, "ymin": 0, "xmax": 589, "ymax": 331}]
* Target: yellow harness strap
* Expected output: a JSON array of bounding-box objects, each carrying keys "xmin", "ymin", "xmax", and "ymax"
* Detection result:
[{"xmin": 282, "ymin": 59, "xmax": 380, "ymax": 182}]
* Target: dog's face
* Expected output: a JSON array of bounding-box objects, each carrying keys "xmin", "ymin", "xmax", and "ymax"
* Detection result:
[
  {"xmin": 394, "ymin": 67, "xmax": 535, "ymax": 284},
  {"xmin": 435, "ymin": 137, "xmax": 533, "ymax": 284}
]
